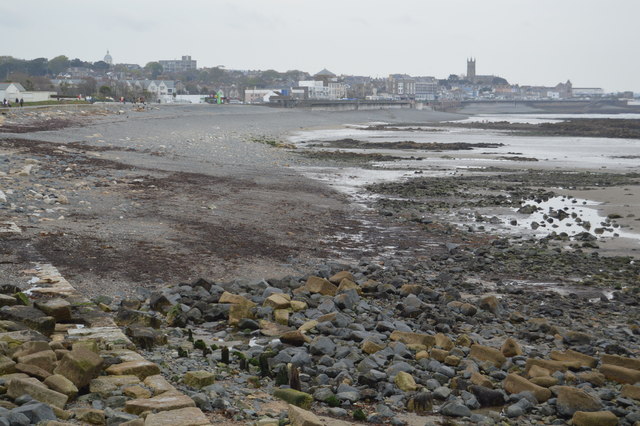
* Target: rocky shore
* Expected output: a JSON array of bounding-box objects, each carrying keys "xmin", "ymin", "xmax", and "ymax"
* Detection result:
[
  {"xmin": 0, "ymin": 105, "xmax": 639, "ymax": 425},
  {"xmin": 433, "ymin": 118, "xmax": 640, "ymax": 140},
  {"xmin": 1, "ymin": 253, "xmax": 638, "ymax": 425},
  {"xmin": 134, "ymin": 257, "xmax": 640, "ymax": 425}
]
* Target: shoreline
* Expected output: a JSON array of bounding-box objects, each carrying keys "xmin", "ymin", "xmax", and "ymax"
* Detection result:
[
  {"xmin": 286, "ymin": 116, "xmax": 640, "ymax": 259},
  {"xmin": 0, "ymin": 105, "xmax": 639, "ymax": 425}
]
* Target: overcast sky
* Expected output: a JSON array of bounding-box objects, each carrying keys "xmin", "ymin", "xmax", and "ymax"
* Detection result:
[{"xmin": 2, "ymin": 0, "xmax": 638, "ymax": 92}]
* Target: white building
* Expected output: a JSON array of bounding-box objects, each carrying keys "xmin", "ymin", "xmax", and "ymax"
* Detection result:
[
  {"xmin": 244, "ymin": 89, "xmax": 280, "ymax": 103},
  {"xmin": 0, "ymin": 83, "xmax": 25, "ymax": 102},
  {"xmin": 415, "ymin": 78, "xmax": 438, "ymax": 101},
  {"xmin": 298, "ymin": 69, "xmax": 348, "ymax": 100},
  {"xmin": 572, "ymin": 87, "xmax": 604, "ymax": 98},
  {"xmin": 328, "ymin": 82, "xmax": 347, "ymax": 99},
  {"xmin": 1, "ymin": 83, "xmax": 55, "ymax": 103},
  {"xmin": 125, "ymin": 80, "xmax": 175, "ymax": 97},
  {"xmin": 298, "ymin": 81, "xmax": 330, "ymax": 99},
  {"xmin": 160, "ymin": 94, "xmax": 206, "ymax": 104}
]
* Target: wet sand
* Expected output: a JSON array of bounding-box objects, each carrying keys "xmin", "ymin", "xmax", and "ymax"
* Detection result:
[
  {"xmin": 1, "ymin": 104, "xmax": 638, "ymax": 301},
  {"xmin": 568, "ymin": 186, "xmax": 640, "ymax": 254},
  {"xmin": 0, "ymin": 104, "xmax": 467, "ymax": 298}
]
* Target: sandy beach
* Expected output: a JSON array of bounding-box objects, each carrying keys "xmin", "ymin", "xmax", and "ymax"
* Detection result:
[
  {"xmin": 1, "ymin": 104, "xmax": 638, "ymax": 298},
  {"xmin": 0, "ymin": 104, "xmax": 466, "ymax": 298}
]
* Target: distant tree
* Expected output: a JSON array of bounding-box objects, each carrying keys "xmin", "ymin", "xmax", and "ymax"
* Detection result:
[
  {"xmin": 92, "ymin": 61, "xmax": 110, "ymax": 72},
  {"xmin": 26, "ymin": 58, "xmax": 49, "ymax": 76},
  {"xmin": 59, "ymin": 81, "xmax": 70, "ymax": 95},
  {"xmin": 144, "ymin": 62, "xmax": 163, "ymax": 79},
  {"xmin": 114, "ymin": 81, "xmax": 132, "ymax": 98},
  {"xmin": 448, "ymin": 74, "xmax": 459, "ymax": 81},
  {"xmin": 98, "ymin": 85, "xmax": 112, "ymax": 96},
  {"xmin": 6, "ymin": 72, "xmax": 30, "ymax": 88},
  {"xmin": 9, "ymin": 72, "xmax": 52, "ymax": 92},
  {"xmin": 69, "ymin": 58, "xmax": 89, "ymax": 68},
  {"xmin": 284, "ymin": 69, "xmax": 309, "ymax": 82},
  {"xmin": 245, "ymin": 76, "xmax": 266, "ymax": 88},
  {"xmin": 492, "ymin": 76, "xmax": 508, "ymax": 85},
  {"xmin": 142, "ymin": 89, "xmax": 155, "ymax": 102},
  {"xmin": 0, "ymin": 56, "xmax": 22, "ymax": 80},
  {"xmin": 78, "ymin": 77, "xmax": 97, "ymax": 96},
  {"xmin": 176, "ymin": 69, "xmax": 198, "ymax": 82},
  {"xmin": 208, "ymin": 67, "xmax": 225, "ymax": 81},
  {"xmin": 261, "ymin": 69, "xmax": 281, "ymax": 83},
  {"xmin": 30, "ymin": 76, "xmax": 53, "ymax": 91},
  {"xmin": 48, "ymin": 55, "xmax": 70, "ymax": 75},
  {"xmin": 185, "ymin": 83, "xmax": 198, "ymax": 94}
]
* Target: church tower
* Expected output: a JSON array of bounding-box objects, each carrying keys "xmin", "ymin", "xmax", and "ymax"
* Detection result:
[{"xmin": 467, "ymin": 58, "xmax": 476, "ymax": 82}]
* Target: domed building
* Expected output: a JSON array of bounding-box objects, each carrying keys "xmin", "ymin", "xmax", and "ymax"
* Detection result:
[{"xmin": 104, "ymin": 50, "xmax": 113, "ymax": 65}]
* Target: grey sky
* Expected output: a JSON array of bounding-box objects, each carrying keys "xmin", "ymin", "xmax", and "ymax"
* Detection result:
[{"xmin": 3, "ymin": 0, "xmax": 638, "ymax": 92}]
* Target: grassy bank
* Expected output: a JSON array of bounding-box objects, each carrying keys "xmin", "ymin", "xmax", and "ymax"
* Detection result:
[{"xmin": 0, "ymin": 100, "xmax": 90, "ymax": 109}]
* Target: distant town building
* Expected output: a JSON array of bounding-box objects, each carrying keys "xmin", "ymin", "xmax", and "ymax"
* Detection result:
[
  {"xmin": 387, "ymin": 74, "xmax": 415, "ymax": 98},
  {"xmin": 297, "ymin": 81, "xmax": 329, "ymax": 99},
  {"xmin": 315, "ymin": 69, "xmax": 347, "ymax": 99},
  {"xmin": 572, "ymin": 87, "xmax": 604, "ymax": 98},
  {"xmin": 464, "ymin": 58, "xmax": 508, "ymax": 86},
  {"xmin": 119, "ymin": 64, "xmax": 142, "ymax": 71},
  {"xmin": 62, "ymin": 67, "xmax": 95, "ymax": 78},
  {"xmin": 0, "ymin": 82, "xmax": 25, "ymax": 101},
  {"xmin": 466, "ymin": 58, "xmax": 476, "ymax": 82},
  {"xmin": 244, "ymin": 89, "xmax": 281, "ymax": 103},
  {"xmin": 293, "ymin": 69, "xmax": 347, "ymax": 100},
  {"xmin": 312, "ymin": 69, "xmax": 335, "ymax": 84},
  {"xmin": 125, "ymin": 80, "xmax": 175, "ymax": 97},
  {"xmin": 520, "ymin": 80, "xmax": 572, "ymax": 100},
  {"xmin": 50, "ymin": 79, "xmax": 86, "ymax": 90},
  {"xmin": 494, "ymin": 84, "xmax": 518, "ymax": 99},
  {"xmin": 104, "ymin": 50, "xmax": 113, "ymax": 65},
  {"xmin": 414, "ymin": 77, "xmax": 438, "ymax": 101},
  {"xmin": 159, "ymin": 56, "xmax": 197, "ymax": 73},
  {"xmin": 1, "ymin": 82, "xmax": 55, "ymax": 103},
  {"xmin": 386, "ymin": 75, "xmax": 438, "ymax": 100},
  {"xmin": 328, "ymin": 82, "xmax": 347, "ymax": 99}
]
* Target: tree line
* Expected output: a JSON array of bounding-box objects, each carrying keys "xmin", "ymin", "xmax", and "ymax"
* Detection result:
[{"xmin": 1, "ymin": 55, "xmax": 318, "ymax": 98}]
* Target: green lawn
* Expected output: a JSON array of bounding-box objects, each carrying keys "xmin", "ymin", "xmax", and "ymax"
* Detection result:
[{"xmin": 0, "ymin": 99, "xmax": 90, "ymax": 108}]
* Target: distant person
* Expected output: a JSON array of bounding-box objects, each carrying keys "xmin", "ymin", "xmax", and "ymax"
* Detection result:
[
  {"xmin": 19, "ymin": 98, "xmax": 23, "ymax": 107},
  {"xmin": 15, "ymin": 98, "xmax": 19, "ymax": 105}
]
